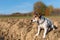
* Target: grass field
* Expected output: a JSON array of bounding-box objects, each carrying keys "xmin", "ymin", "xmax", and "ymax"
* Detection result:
[{"xmin": 0, "ymin": 16, "xmax": 60, "ymax": 40}]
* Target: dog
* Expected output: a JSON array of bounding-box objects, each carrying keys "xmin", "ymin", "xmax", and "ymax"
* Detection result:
[{"xmin": 31, "ymin": 15, "xmax": 55, "ymax": 38}]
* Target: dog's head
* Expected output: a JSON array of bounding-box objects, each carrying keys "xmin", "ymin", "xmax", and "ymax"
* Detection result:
[{"xmin": 31, "ymin": 15, "xmax": 40, "ymax": 23}]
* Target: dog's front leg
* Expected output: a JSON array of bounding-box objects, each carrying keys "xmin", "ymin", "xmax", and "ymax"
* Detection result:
[
  {"xmin": 35, "ymin": 26, "xmax": 41, "ymax": 37},
  {"xmin": 43, "ymin": 28, "xmax": 47, "ymax": 38}
]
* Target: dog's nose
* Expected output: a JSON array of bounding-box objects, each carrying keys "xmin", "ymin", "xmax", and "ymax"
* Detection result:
[
  {"xmin": 31, "ymin": 20, "xmax": 33, "ymax": 22},
  {"xmin": 30, "ymin": 20, "xmax": 33, "ymax": 24}
]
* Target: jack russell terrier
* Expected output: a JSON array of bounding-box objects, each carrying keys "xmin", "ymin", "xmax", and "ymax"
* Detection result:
[{"xmin": 31, "ymin": 15, "xmax": 55, "ymax": 38}]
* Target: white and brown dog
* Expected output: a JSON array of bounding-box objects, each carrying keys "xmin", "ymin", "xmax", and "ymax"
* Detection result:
[{"xmin": 31, "ymin": 15, "xmax": 55, "ymax": 38}]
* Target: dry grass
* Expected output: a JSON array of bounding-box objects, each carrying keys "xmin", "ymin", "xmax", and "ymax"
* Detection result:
[{"xmin": 0, "ymin": 16, "xmax": 60, "ymax": 40}]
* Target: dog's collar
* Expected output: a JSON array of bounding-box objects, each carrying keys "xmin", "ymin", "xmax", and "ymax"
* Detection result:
[{"xmin": 37, "ymin": 16, "xmax": 45, "ymax": 25}]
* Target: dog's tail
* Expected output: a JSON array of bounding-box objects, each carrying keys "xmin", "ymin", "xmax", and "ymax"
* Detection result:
[
  {"xmin": 54, "ymin": 25, "xmax": 58, "ymax": 29},
  {"xmin": 53, "ymin": 21, "xmax": 58, "ymax": 29}
]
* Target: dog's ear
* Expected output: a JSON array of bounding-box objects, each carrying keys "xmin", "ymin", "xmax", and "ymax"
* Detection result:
[
  {"xmin": 33, "ymin": 11, "xmax": 41, "ymax": 17},
  {"xmin": 34, "ymin": 13, "xmax": 40, "ymax": 17},
  {"xmin": 39, "ymin": 15, "xmax": 42, "ymax": 18}
]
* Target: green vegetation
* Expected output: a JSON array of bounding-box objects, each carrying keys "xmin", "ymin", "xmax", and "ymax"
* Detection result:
[
  {"xmin": 33, "ymin": 2, "xmax": 55, "ymax": 16},
  {"xmin": 0, "ymin": 15, "xmax": 60, "ymax": 19},
  {"xmin": 0, "ymin": 16, "xmax": 32, "ymax": 18},
  {"xmin": 34, "ymin": 2, "xmax": 47, "ymax": 15}
]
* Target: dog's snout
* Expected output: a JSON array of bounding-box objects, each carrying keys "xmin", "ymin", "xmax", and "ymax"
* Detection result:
[{"xmin": 30, "ymin": 20, "xmax": 33, "ymax": 24}]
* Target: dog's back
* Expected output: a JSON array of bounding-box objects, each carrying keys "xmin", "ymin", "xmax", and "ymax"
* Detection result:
[{"xmin": 39, "ymin": 16, "xmax": 54, "ymax": 27}]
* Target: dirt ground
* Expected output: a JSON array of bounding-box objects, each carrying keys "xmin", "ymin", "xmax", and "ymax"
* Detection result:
[{"xmin": 0, "ymin": 17, "xmax": 60, "ymax": 40}]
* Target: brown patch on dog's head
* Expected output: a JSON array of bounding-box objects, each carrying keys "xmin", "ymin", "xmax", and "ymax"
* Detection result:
[
  {"xmin": 32, "ymin": 14, "xmax": 40, "ymax": 22},
  {"xmin": 33, "ymin": 11, "xmax": 41, "ymax": 17}
]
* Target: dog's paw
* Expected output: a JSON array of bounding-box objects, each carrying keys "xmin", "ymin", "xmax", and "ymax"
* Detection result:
[
  {"xmin": 35, "ymin": 33, "xmax": 39, "ymax": 36},
  {"xmin": 43, "ymin": 36, "xmax": 46, "ymax": 39},
  {"xmin": 33, "ymin": 33, "xmax": 38, "ymax": 38}
]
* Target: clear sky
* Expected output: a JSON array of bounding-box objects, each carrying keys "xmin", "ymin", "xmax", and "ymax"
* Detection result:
[{"xmin": 0, "ymin": 0, "xmax": 60, "ymax": 14}]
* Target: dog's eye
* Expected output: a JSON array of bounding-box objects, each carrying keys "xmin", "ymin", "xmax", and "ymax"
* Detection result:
[{"xmin": 35, "ymin": 16, "xmax": 37, "ymax": 17}]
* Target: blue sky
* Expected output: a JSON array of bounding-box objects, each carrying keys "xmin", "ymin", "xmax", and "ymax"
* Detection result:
[{"xmin": 0, "ymin": 0, "xmax": 60, "ymax": 14}]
